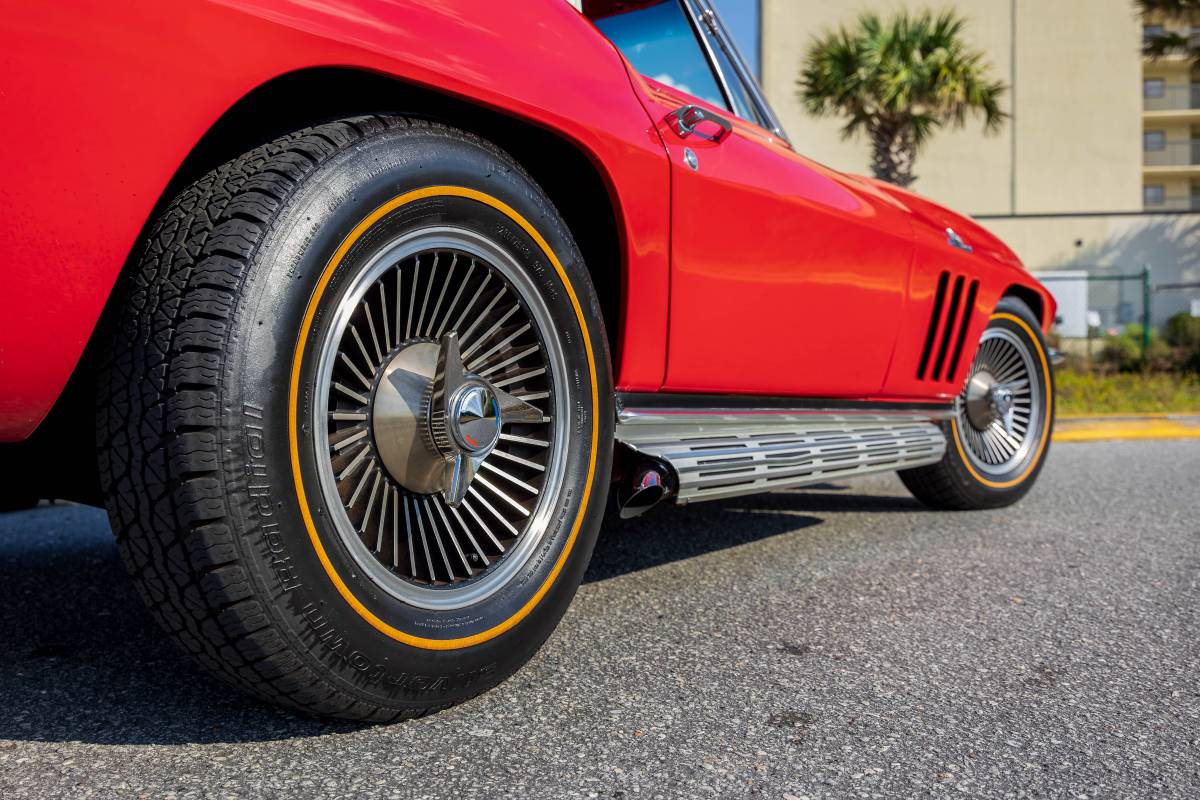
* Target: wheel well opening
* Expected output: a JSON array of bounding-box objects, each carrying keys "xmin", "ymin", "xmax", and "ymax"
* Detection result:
[
  {"xmin": 1001, "ymin": 284, "xmax": 1045, "ymax": 329},
  {"xmin": 31, "ymin": 67, "xmax": 625, "ymax": 500},
  {"xmin": 156, "ymin": 68, "xmax": 624, "ymax": 363}
]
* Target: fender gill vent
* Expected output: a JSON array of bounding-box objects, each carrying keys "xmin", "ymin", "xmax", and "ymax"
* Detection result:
[
  {"xmin": 917, "ymin": 272, "xmax": 980, "ymax": 382},
  {"xmin": 945, "ymin": 279, "xmax": 980, "ymax": 381}
]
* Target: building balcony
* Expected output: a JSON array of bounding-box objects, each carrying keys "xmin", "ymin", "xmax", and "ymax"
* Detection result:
[
  {"xmin": 1144, "ymin": 195, "xmax": 1200, "ymax": 211},
  {"xmin": 1143, "ymin": 139, "xmax": 1200, "ymax": 169},
  {"xmin": 1143, "ymin": 84, "xmax": 1200, "ymax": 113}
]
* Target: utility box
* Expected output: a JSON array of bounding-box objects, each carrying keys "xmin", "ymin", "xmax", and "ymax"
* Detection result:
[{"xmin": 1033, "ymin": 270, "xmax": 1089, "ymax": 338}]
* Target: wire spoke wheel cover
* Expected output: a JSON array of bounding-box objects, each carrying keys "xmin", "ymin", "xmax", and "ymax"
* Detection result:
[
  {"xmin": 955, "ymin": 326, "xmax": 1043, "ymax": 477},
  {"xmin": 313, "ymin": 227, "xmax": 568, "ymax": 611}
]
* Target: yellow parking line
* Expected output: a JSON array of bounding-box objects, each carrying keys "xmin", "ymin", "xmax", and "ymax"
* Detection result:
[{"xmin": 1054, "ymin": 420, "xmax": 1200, "ymax": 442}]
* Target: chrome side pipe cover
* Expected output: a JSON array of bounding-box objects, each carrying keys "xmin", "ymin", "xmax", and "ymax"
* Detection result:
[{"xmin": 614, "ymin": 407, "xmax": 949, "ymax": 506}]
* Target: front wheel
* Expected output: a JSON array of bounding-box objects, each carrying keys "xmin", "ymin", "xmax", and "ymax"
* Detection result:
[
  {"xmin": 97, "ymin": 116, "xmax": 613, "ymax": 720},
  {"xmin": 900, "ymin": 296, "xmax": 1054, "ymax": 510}
]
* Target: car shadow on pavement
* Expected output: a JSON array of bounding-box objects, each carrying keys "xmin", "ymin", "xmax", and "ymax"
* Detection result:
[
  {"xmin": 0, "ymin": 485, "xmax": 917, "ymax": 746},
  {"xmin": 730, "ymin": 486, "xmax": 926, "ymax": 515},
  {"xmin": 0, "ymin": 505, "xmax": 358, "ymax": 747},
  {"xmin": 586, "ymin": 499, "xmax": 822, "ymax": 583},
  {"xmin": 585, "ymin": 484, "xmax": 920, "ymax": 583}
]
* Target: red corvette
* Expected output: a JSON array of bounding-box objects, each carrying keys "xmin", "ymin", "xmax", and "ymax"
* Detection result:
[{"xmin": 0, "ymin": 0, "xmax": 1055, "ymax": 719}]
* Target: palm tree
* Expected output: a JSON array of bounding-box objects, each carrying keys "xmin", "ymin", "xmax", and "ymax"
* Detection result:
[
  {"xmin": 797, "ymin": 10, "xmax": 1007, "ymax": 188},
  {"xmin": 1138, "ymin": 0, "xmax": 1200, "ymax": 64}
]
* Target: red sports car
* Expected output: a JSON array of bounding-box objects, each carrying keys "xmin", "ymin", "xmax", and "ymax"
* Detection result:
[{"xmin": 0, "ymin": 0, "xmax": 1055, "ymax": 720}]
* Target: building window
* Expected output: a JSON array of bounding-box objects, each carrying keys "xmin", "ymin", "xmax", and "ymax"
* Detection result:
[
  {"xmin": 1143, "ymin": 24, "xmax": 1165, "ymax": 43},
  {"xmin": 1144, "ymin": 184, "xmax": 1165, "ymax": 206},
  {"xmin": 1144, "ymin": 130, "xmax": 1166, "ymax": 151},
  {"xmin": 1144, "ymin": 78, "xmax": 1165, "ymax": 99}
]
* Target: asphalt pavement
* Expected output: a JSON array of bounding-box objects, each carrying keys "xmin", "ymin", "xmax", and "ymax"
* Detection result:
[{"xmin": 1, "ymin": 439, "xmax": 1197, "ymax": 799}]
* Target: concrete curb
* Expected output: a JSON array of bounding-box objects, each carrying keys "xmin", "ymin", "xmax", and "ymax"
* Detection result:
[{"xmin": 1054, "ymin": 414, "xmax": 1200, "ymax": 442}]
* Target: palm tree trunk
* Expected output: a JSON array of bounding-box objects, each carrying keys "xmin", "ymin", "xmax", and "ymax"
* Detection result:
[{"xmin": 870, "ymin": 124, "xmax": 917, "ymax": 189}]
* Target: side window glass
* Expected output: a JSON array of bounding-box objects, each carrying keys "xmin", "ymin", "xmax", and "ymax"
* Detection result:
[
  {"xmin": 702, "ymin": 29, "xmax": 764, "ymax": 126},
  {"xmin": 591, "ymin": 0, "xmax": 729, "ymax": 112}
]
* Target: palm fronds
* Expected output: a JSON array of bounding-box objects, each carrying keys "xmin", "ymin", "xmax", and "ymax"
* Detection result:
[
  {"xmin": 1138, "ymin": 0, "xmax": 1200, "ymax": 62},
  {"xmin": 797, "ymin": 10, "xmax": 1007, "ymax": 187}
]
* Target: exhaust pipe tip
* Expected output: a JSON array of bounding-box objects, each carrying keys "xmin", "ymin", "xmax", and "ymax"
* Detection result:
[{"xmin": 618, "ymin": 464, "xmax": 671, "ymax": 519}]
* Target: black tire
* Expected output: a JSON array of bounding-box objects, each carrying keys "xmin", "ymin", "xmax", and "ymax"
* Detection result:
[
  {"xmin": 97, "ymin": 115, "xmax": 613, "ymax": 721},
  {"xmin": 899, "ymin": 296, "xmax": 1054, "ymax": 510}
]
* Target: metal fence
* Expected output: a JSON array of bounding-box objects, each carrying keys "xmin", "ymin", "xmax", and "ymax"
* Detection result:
[
  {"xmin": 1038, "ymin": 268, "xmax": 1153, "ymax": 355},
  {"xmin": 1036, "ymin": 267, "xmax": 1200, "ymax": 359}
]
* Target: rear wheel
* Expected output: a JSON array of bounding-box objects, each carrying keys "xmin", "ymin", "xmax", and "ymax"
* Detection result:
[
  {"xmin": 900, "ymin": 296, "xmax": 1054, "ymax": 510},
  {"xmin": 97, "ymin": 116, "xmax": 612, "ymax": 720}
]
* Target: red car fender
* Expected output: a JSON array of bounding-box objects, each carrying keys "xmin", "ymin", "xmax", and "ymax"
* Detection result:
[
  {"xmin": 0, "ymin": 0, "xmax": 671, "ymax": 441},
  {"xmin": 865, "ymin": 178, "xmax": 1055, "ymax": 329},
  {"xmin": 855, "ymin": 178, "xmax": 1055, "ymax": 400}
]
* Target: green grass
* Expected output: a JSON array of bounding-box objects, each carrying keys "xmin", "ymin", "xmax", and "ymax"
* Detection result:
[{"xmin": 1056, "ymin": 370, "xmax": 1200, "ymax": 416}]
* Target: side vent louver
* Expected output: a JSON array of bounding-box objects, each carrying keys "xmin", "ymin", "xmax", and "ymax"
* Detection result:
[
  {"xmin": 917, "ymin": 271, "xmax": 980, "ymax": 382},
  {"xmin": 916, "ymin": 272, "xmax": 949, "ymax": 380}
]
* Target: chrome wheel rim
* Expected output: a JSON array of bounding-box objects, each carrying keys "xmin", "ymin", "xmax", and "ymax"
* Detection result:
[
  {"xmin": 312, "ymin": 227, "xmax": 567, "ymax": 611},
  {"xmin": 956, "ymin": 327, "xmax": 1041, "ymax": 476}
]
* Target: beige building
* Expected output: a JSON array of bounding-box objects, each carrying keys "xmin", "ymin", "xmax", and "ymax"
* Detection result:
[{"xmin": 760, "ymin": 0, "xmax": 1200, "ymax": 326}]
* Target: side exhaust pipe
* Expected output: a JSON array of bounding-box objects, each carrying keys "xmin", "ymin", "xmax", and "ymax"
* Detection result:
[{"xmin": 617, "ymin": 462, "xmax": 672, "ymax": 519}]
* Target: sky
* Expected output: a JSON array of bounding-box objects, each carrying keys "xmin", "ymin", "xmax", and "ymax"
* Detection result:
[{"xmin": 712, "ymin": 0, "xmax": 760, "ymax": 77}]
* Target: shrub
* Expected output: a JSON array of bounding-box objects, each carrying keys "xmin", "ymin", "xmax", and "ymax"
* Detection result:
[
  {"xmin": 1165, "ymin": 312, "xmax": 1200, "ymax": 349},
  {"xmin": 1056, "ymin": 370, "xmax": 1200, "ymax": 415},
  {"xmin": 1186, "ymin": 349, "xmax": 1200, "ymax": 373},
  {"xmin": 1098, "ymin": 324, "xmax": 1171, "ymax": 372},
  {"xmin": 1160, "ymin": 313, "xmax": 1200, "ymax": 373},
  {"xmin": 1098, "ymin": 331, "xmax": 1140, "ymax": 371}
]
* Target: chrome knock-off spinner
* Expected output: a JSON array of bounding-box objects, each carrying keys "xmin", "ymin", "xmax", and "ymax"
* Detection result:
[
  {"xmin": 372, "ymin": 331, "xmax": 545, "ymax": 506},
  {"xmin": 964, "ymin": 370, "xmax": 1024, "ymax": 438}
]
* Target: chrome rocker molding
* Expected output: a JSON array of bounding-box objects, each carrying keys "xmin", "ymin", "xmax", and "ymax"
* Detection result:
[{"xmin": 614, "ymin": 394, "xmax": 952, "ymax": 506}]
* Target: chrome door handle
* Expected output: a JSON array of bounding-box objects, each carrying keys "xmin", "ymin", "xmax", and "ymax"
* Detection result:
[{"xmin": 666, "ymin": 104, "xmax": 732, "ymax": 143}]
